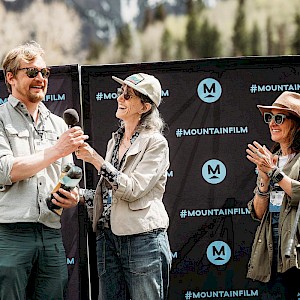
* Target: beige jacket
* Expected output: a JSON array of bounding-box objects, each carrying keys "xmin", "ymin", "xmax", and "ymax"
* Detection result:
[{"xmin": 92, "ymin": 129, "xmax": 170, "ymax": 235}]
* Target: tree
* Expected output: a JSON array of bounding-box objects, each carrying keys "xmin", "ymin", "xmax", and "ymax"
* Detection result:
[
  {"xmin": 291, "ymin": 13, "xmax": 300, "ymax": 54},
  {"xmin": 86, "ymin": 40, "xmax": 105, "ymax": 62},
  {"xmin": 154, "ymin": 3, "xmax": 167, "ymax": 22},
  {"xmin": 266, "ymin": 16, "xmax": 275, "ymax": 55},
  {"xmin": 185, "ymin": 10, "xmax": 200, "ymax": 57},
  {"xmin": 232, "ymin": 0, "xmax": 248, "ymax": 56},
  {"xmin": 276, "ymin": 23, "xmax": 287, "ymax": 55},
  {"xmin": 116, "ymin": 24, "xmax": 132, "ymax": 62},
  {"xmin": 160, "ymin": 28, "xmax": 172, "ymax": 60},
  {"xmin": 197, "ymin": 18, "xmax": 221, "ymax": 58},
  {"xmin": 141, "ymin": 7, "xmax": 153, "ymax": 31},
  {"xmin": 249, "ymin": 22, "xmax": 261, "ymax": 56}
]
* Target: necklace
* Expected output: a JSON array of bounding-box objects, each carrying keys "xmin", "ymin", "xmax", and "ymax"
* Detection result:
[{"xmin": 121, "ymin": 138, "xmax": 131, "ymax": 150}]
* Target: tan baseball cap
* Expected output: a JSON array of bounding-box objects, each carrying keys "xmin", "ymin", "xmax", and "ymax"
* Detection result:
[{"xmin": 112, "ymin": 73, "xmax": 162, "ymax": 107}]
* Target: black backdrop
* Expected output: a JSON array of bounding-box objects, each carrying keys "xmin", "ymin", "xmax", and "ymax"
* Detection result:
[{"xmin": 2, "ymin": 56, "xmax": 300, "ymax": 299}]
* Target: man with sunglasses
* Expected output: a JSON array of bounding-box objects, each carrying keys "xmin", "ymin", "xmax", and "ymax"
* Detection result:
[
  {"xmin": 0, "ymin": 41, "xmax": 88, "ymax": 299},
  {"xmin": 246, "ymin": 91, "xmax": 300, "ymax": 299}
]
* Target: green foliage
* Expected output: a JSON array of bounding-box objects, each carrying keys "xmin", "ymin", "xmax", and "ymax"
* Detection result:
[
  {"xmin": 86, "ymin": 40, "xmax": 104, "ymax": 61},
  {"xmin": 185, "ymin": 11, "xmax": 200, "ymax": 57},
  {"xmin": 291, "ymin": 13, "xmax": 300, "ymax": 54},
  {"xmin": 250, "ymin": 22, "xmax": 261, "ymax": 56},
  {"xmin": 160, "ymin": 28, "xmax": 172, "ymax": 60},
  {"xmin": 154, "ymin": 3, "xmax": 167, "ymax": 22},
  {"xmin": 116, "ymin": 24, "xmax": 132, "ymax": 61},
  {"xmin": 197, "ymin": 18, "xmax": 221, "ymax": 58},
  {"xmin": 142, "ymin": 7, "xmax": 154, "ymax": 31},
  {"xmin": 266, "ymin": 16, "xmax": 275, "ymax": 55},
  {"xmin": 186, "ymin": 0, "xmax": 205, "ymax": 15},
  {"xmin": 232, "ymin": 0, "xmax": 248, "ymax": 56}
]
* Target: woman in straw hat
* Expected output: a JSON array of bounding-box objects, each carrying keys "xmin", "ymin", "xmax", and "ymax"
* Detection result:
[
  {"xmin": 246, "ymin": 91, "xmax": 300, "ymax": 299},
  {"xmin": 76, "ymin": 73, "xmax": 172, "ymax": 300}
]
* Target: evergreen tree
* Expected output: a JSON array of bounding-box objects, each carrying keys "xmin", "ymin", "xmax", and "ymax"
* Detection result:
[
  {"xmin": 292, "ymin": 13, "xmax": 300, "ymax": 54},
  {"xmin": 154, "ymin": 3, "xmax": 166, "ymax": 22},
  {"xmin": 175, "ymin": 40, "xmax": 185, "ymax": 60},
  {"xmin": 186, "ymin": 0, "xmax": 205, "ymax": 15},
  {"xmin": 185, "ymin": 10, "xmax": 200, "ymax": 57},
  {"xmin": 141, "ymin": 7, "xmax": 153, "ymax": 31},
  {"xmin": 161, "ymin": 28, "xmax": 172, "ymax": 60},
  {"xmin": 276, "ymin": 23, "xmax": 287, "ymax": 54},
  {"xmin": 232, "ymin": 0, "xmax": 248, "ymax": 56},
  {"xmin": 198, "ymin": 18, "xmax": 221, "ymax": 57},
  {"xmin": 266, "ymin": 16, "xmax": 275, "ymax": 55},
  {"xmin": 86, "ymin": 40, "xmax": 104, "ymax": 62},
  {"xmin": 116, "ymin": 24, "xmax": 132, "ymax": 61},
  {"xmin": 250, "ymin": 22, "xmax": 261, "ymax": 56}
]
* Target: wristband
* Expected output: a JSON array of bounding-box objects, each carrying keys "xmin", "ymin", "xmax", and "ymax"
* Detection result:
[
  {"xmin": 272, "ymin": 167, "xmax": 285, "ymax": 183},
  {"xmin": 266, "ymin": 167, "xmax": 276, "ymax": 178},
  {"xmin": 255, "ymin": 186, "xmax": 270, "ymax": 197}
]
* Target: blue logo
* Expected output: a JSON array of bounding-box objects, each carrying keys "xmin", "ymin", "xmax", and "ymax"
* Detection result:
[
  {"xmin": 197, "ymin": 78, "xmax": 222, "ymax": 103},
  {"xmin": 202, "ymin": 159, "xmax": 226, "ymax": 184},
  {"xmin": 207, "ymin": 241, "xmax": 231, "ymax": 265}
]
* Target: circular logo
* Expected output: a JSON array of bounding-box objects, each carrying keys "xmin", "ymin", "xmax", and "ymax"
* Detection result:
[
  {"xmin": 207, "ymin": 241, "xmax": 231, "ymax": 265},
  {"xmin": 197, "ymin": 78, "xmax": 222, "ymax": 103},
  {"xmin": 202, "ymin": 159, "xmax": 226, "ymax": 184}
]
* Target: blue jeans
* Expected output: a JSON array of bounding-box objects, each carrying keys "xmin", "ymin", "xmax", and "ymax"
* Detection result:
[
  {"xmin": 0, "ymin": 223, "xmax": 68, "ymax": 300},
  {"xmin": 96, "ymin": 227, "xmax": 172, "ymax": 300}
]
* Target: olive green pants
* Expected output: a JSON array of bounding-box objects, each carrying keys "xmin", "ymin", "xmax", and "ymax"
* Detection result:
[{"xmin": 0, "ymin": 223, "xmax": 68, "ymax": 300}]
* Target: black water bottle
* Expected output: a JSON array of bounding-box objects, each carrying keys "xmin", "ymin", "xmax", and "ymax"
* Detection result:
[{"xmin": 46, "ymin": 163, "xmax": 82, "ymax": 215}]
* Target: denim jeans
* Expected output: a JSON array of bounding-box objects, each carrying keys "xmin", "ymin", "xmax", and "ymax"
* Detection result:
[
  {"xmin": 96, "ymin": 227, "xmax": 172, "ymax": 300},
  {"xmin": 0, "ymin": 223, "xmax": 68, "ymax": 300}
]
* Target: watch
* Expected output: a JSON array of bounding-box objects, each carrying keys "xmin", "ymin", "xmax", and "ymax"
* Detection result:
[{"xmin": 272, "ymin": 170, "xmax": 285, "ymax": 183}]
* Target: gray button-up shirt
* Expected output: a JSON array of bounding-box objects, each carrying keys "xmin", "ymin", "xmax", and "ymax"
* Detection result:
[{"xmin": 0, "ymin": 95, "xmax": 73, "ymax": 229}]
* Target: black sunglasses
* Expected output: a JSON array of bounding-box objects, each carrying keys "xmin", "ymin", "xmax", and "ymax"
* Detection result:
[
  {"xmin": 116, "ymin": 87, "xmax": 133, "ymax": 100},
  {"xmin": 263, "ymin": 112, "xmax": 291, "ymax": 125},
  {"xmin": 18, "ymin": 67, "xmax": 51, "ymax": 79}
]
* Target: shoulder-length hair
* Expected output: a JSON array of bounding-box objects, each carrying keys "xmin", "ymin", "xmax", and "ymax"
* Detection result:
[{"xmin": 119, "ymin": 90, "xmax": 167, "ymax": 134}]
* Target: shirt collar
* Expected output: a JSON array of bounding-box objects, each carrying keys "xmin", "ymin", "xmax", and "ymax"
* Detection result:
[{"xmin": 8, "ymin": 94, "xmax": 51, "ymax": 119}]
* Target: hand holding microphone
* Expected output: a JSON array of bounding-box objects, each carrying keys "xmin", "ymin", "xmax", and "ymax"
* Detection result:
[
  {"xmin": 47, "ymin": 109, "xmax": 87, "ymax": 215},
  {"xmin": 53, "ymin": 109, "xmax": 89, "ymax": 158}
]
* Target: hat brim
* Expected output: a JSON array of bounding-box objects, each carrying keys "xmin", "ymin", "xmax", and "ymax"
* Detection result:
[{"xmin": 257, "ymin": 104, "xmax": 300, "ymax": 118}]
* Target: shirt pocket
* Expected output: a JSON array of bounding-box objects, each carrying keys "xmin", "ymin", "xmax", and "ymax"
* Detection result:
[{"xmin": 5, "ymin": 125, "xmax": 30, "ymax": 156}]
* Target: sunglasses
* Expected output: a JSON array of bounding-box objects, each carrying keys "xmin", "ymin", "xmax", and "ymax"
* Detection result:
[
  {"xmin": 18, "ymin": 67, "xmax": 51, "ymax": 79},
  {"xmin": 263, "ymin": 112, "xmax": 291, "ymax": 125},
  {"xmin": 116, "ymin": 87, "xmax": 133, "ymax": 100}
]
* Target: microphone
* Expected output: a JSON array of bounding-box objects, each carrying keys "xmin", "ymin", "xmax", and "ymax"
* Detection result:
[
  {"xmin": 63, "ymin": 108, "xmax": 79, "ymax": 128},
  {"xmin": 45, "ymin": 109, "xmax": 82, "ymax": 215}
]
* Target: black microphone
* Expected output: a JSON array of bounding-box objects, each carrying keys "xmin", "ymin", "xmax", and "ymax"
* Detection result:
[{"xmin": 63, "ymin": 108, "xmax": 79, "ymax": 128}]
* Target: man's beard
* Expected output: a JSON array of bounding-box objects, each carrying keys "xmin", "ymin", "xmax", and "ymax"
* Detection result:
[{"xmin": 28, "ymin": 90, "xmax": 46, "ymax": 103}]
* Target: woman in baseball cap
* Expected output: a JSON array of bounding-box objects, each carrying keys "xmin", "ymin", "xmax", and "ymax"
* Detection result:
[
  {"xmin": 246, "ymin": 91, "xmax": 300, "ymax": 299},
  {"xmin": 76, "ymin": 73, "xmax": 172, "ymax": 300}
]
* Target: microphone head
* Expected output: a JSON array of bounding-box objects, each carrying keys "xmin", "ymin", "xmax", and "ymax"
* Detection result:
[{"xmin": 63, "ymin": 109, "xmax": 79, "ymax": 127}]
